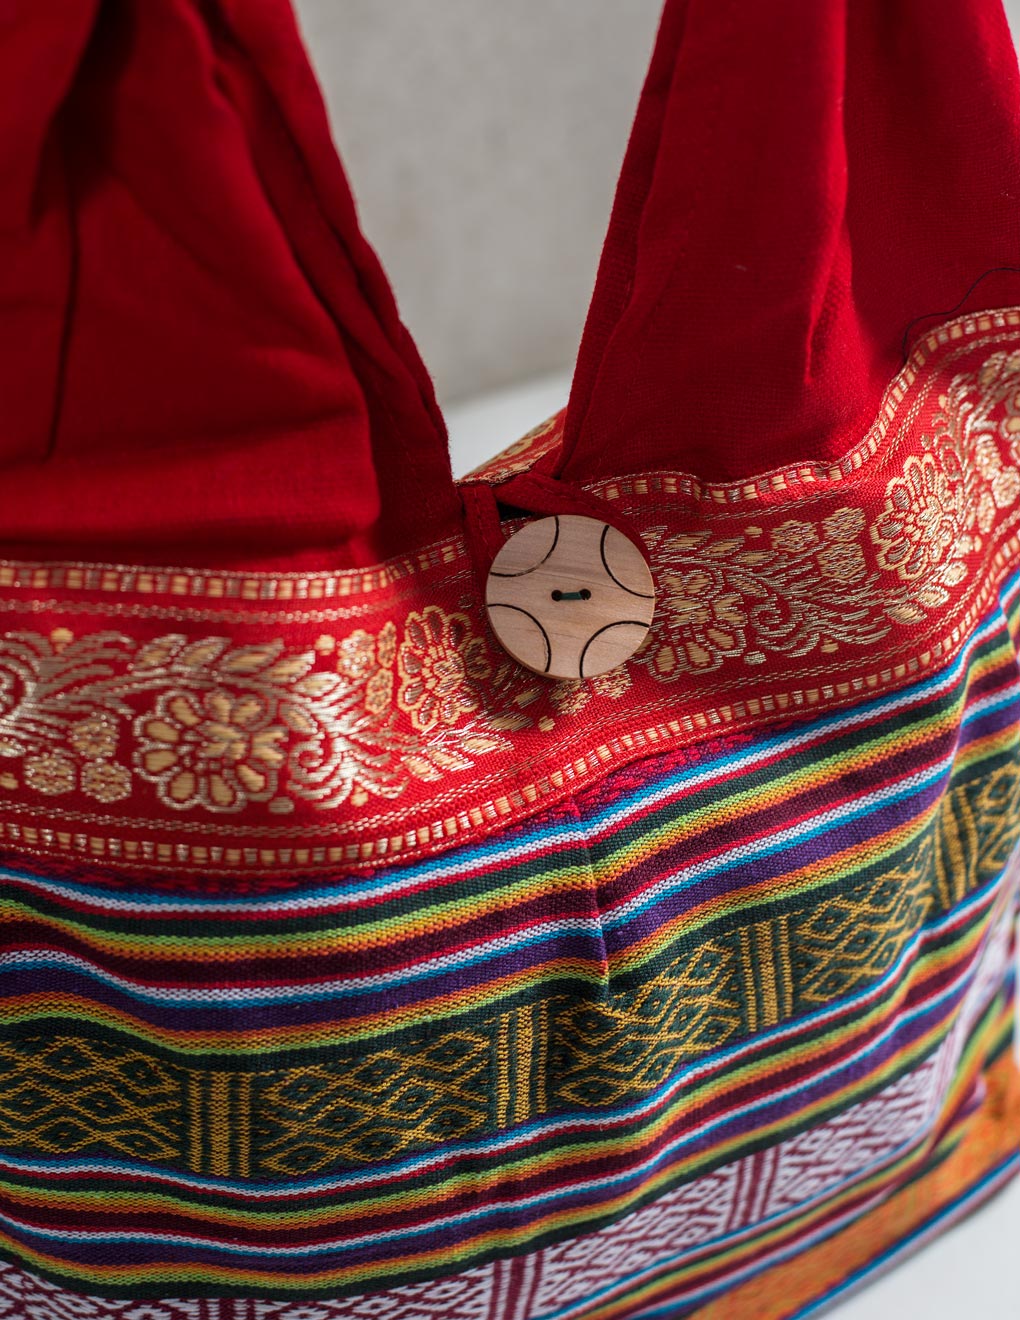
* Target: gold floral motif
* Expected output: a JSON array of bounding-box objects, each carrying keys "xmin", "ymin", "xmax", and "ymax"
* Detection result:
[
  {"xmin": 771, "ymin": 520, "xmax": 820, "ymax": 556},
  {"xmin": 24, "ymin": 751, "xmax": 76, "ymax": 796},
  {"xmin": 871, "ymin": 453, "xmax": 972, "ymax": 585},
  {"xmin": 336, "ymin": 621, "xmax": 397, "ymax": 721},
  {"xmin": 641, "ymin": 510, "xmax": 892, "ymax": 678},
  {"xmin": 816, "ymin": 541, "xmax": 867, "ymax": 585},
  {"xmin": 0, "ymin": 332, "xmax": 1019, "ymax": 831},
  {"xmin": 80, "ymin": 760, "xmax": 132, "ymax": 803},
  {"xmin": 70, "ymin": 714, "xmax": 118, "ymax": 760},
  {"xmin": 550, "ymin": 668, "xmax": 632, "ymax": 717},
  {"xmin": 0, "ymin": 621, "xmax": 512, "ymax": 816},
  {"xmin": 365, "ymin": 670, "xmax": 393, "ymax": 717},
  {"xmin": 376, "ymin": 621, "xmax": 397, "ymax": 670},
  {"xmin": 136, "ymin": 690, "xmax": 288, "ymax": 812},
  {"xmin": 652, "ymin": 565, "xmax": 748, "ymax": 676},
  {"xmin": 822, "ymin": 507, "xmax": 867, "ymax": 542},
  {"xmin": 869, "ymin": 347, "xmax": 1020, "ymax": 595},
  {"xmin": 398, "ymin": 606, "xmax": 491, "ymax": 732},
  {"xmin": 816, "ymin": 508, "xmax": 868, "ymax": 584},
  {"xmin": 336, "ymin": 630, "xmax": 377, "ymax": 681},
  {"xmin": 974, "ymin": 435, "xmax": 1020, "ymax": 533}
]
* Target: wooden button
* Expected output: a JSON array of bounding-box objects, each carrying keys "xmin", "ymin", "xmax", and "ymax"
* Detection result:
[{"xmin": 485, "ymin": 514, "xmax": 655, "ymax": 678}]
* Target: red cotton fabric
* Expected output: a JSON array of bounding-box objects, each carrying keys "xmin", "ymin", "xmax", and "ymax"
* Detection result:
[
  {"xmin": 554, "ymin": 0, "xmax": 1020, "ymax": 483},
  {"xmin": 0, "ymin": 0, "xmax": 455, "ymax": 570},
  {"xmin": 3, "ymin": 1, "xmax": 1020, "ymax": 564},
  {"xmin": 0, "ymin": 2, "xmax": 1020, "ymax": 1315}
]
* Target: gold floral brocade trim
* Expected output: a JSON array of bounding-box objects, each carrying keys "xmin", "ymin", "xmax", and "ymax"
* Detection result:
[{"xmin": 1, "ymin": 309, "xmax": 1020, "ymax": 873}]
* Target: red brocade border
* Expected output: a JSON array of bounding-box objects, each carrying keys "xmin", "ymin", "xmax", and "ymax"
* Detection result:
[{"xmin": 1, "ymin": 308, "xmax": 1020, "ymax": 876}]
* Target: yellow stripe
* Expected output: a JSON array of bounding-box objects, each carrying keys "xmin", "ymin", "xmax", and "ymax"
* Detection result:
[
  {"xmin": 779, "ymin": 914, "xmax": 794, "ymax": 1018},
  {"xmin": 739, "ymin": 928, "xmax": 758, "ymax": 1032},
  {"xmin": 208, "ymin": 1073, "xmax": 231, "ymax": 1178},
  {"xmin": 756, "ymin": 921, "xmax": 780, "ymax": 1028},
  {"xmin": 495, "ymin": 1011, "xmax": 511, "ymax": 1127},
  {"xmin": 514, "ymin": 1004, "xmax": 534, "ymax": 1125},
  {"xmin": 235, "ymin": 1073, "xmax": 251, "ymax": 1179},
  {"xmin": 188, "ymin": 1073, "xmax": 203, "ymax": 1173}
]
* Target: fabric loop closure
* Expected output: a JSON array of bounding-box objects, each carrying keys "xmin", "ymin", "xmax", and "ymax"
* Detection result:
[
  {"xmin": 460, "ymin": 470, "xmax": 648, "ymax": 595},
  {"xmin": 460, "ymin": 470, "xmax": 654, "ymax": 678}
]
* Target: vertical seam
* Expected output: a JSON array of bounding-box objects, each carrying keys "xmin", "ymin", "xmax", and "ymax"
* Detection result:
[{"xmin": 43, "ymin": 123, "xmax": 79, "ymax": 462}]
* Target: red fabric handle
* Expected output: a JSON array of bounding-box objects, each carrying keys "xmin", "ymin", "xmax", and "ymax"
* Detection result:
[
  {"xmin": 6, "ymin": 1, "xmax": 1020, "ymax": 567},
  {"xmin": 557, "ymin": 0, "xmax": 1020, "ymax": 487},
  {"xmin": 0, "ymin": 1, "xmax": 457, "ymax": 568},
  {"xmin": 459, "ymin": 470, "xmax": 649, "ymax": 597}
]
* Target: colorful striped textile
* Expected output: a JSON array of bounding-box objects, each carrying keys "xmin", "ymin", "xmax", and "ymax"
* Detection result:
[
  {"xmin": 0, "ymin": 309, "xmax": 1019, "ymax": 1315},
  {"xmin": 0, "ymin": 561, "xmax": 1016, "ymax": 1313}
]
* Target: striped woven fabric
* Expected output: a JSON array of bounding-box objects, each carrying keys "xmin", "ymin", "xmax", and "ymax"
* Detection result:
[
  {"xmin": 3, "ymin": 0, "xmax": 1020, "ymax": 1307},
  {"xmin": 0, "ymin": 553, "xmax": 1016, "ymax": 1315},
  {"xmin": 1, "ymin": 310, "xmax": 1020, "ymax": 1315}
]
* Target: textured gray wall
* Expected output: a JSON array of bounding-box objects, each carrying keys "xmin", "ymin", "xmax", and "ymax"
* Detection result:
[
  {"xmin": 292, "ymin": 1, "xmax": 662, "ymax": 404},
  {"xmin": 294, "ymin": 1, "xmax": 1020, "ymax": 408}
]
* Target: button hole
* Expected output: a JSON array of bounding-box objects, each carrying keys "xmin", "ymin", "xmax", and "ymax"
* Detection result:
[{"xmin": 551, "ymin": 589, "xmax": 592, "ymax": 602}]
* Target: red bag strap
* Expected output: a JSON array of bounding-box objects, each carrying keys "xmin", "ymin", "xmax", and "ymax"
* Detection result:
[
  {"xmin": 552, "ymin": 0, "xmax": 1020, "ymax": 486},
  {"xmin": 0, "ymin": 0, "xmax": 457, "ymax": 567}
]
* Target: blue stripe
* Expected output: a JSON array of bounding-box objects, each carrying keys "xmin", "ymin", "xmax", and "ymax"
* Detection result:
[{"xmin": 0, "ymin": 872, "xmax": 1003, "ymax": 1200}]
